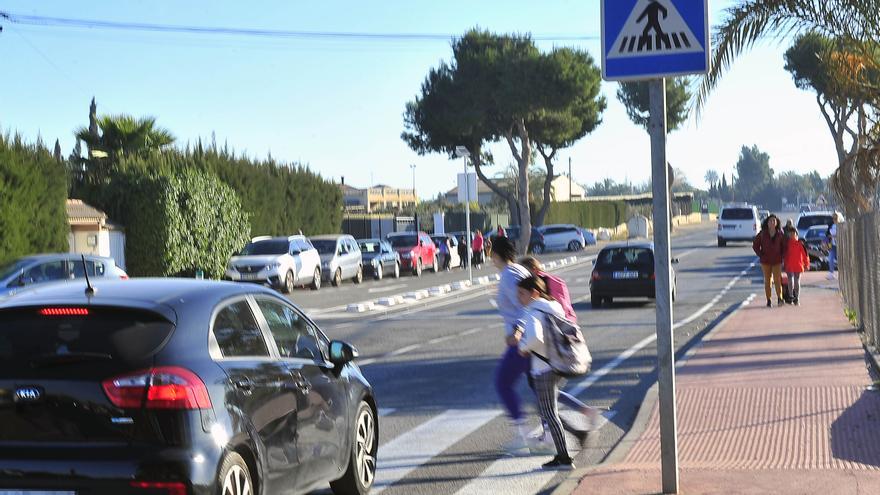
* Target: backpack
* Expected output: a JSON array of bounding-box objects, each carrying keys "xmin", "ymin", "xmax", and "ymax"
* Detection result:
[
  {"xmin": 534, "ymin": 311, "xmax": 592, "ymax": 377},
  {"xmin": 542, "ymin": 273, "xmax": 577, "ymax": 323}
]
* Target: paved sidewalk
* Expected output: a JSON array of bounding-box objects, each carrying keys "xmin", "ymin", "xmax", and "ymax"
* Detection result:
[{"xmin": 572, "ymin": 271, "xmax": 880, "ymax": 495}]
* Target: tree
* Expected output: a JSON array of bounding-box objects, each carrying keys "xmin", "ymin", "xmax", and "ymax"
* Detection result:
[
  {"xmin": 403, "ymin": 29, "xmax": 603, "ymax": 252},
  {"xmin": 616, "ymin": 78, "xmax": 692, "ymax": 132},
  {"xmin": 704, "ymin": 169, "xmax": 719, "ymax": 188},
  {"xmin": 734, "ymin": 145, "xmax": 774, "ymax": 201}
]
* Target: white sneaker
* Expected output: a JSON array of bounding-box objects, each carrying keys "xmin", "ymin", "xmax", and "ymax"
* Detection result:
[
  {"xmin": 501, "ymin": 435, "xmax": 530, "ymax": 455},
  {"xmin": 827, "ymin": 273, "xmax": 836, "ymax": 280},
  {"xmin": 528, "ymin": 434, "xmax": 556, "ymax": 455}
]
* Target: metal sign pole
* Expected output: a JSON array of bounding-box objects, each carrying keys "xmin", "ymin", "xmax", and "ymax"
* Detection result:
[
  {"xmin": 649, "ymin": 78, "xmax": 678, "ymax": 494},
  {"xmin": 464, "ymin": 157, "xmax": 473, "ymax": 283}
]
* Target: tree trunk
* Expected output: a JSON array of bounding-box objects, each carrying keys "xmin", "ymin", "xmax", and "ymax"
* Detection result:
[
  {"xmin": 507, "ymin": 119, "xmax": 532, "ymax": 255},
  {"xmin": 535, "ymin": 146, "xmax": 556, "ymax": 228},
  {"xmin": 470, "ymin": 145, "xmax": 520, "ymax": 225}
]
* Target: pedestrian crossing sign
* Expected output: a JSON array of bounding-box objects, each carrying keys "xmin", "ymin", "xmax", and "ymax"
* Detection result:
[{"xmin": 601, "ymin": 0, "xmax": 709, "ymax": 81}]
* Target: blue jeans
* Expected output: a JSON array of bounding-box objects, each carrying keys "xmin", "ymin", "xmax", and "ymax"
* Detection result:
[
  {"xmin": 495, "ymin": 346, "xmax": 531, "ymax": 421},
  {"xmin": 829, "ymin": 246, "xmax": 837, "ymax": 273}
]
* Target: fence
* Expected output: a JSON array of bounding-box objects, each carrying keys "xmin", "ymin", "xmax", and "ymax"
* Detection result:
[{"xmin": 838, "ymin": 211, "xmax": 880, "ymax": 350}]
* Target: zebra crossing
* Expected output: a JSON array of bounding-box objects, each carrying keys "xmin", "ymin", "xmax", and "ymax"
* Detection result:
[{"xmin": 617, "ymin": 31, "xmax": 692, "ymax": 54}]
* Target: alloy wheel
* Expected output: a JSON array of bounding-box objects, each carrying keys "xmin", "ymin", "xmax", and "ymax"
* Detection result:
[
  {"xmin": 222, "ymin": 464, "xmax": 252, "ymax": 495},
  {"xmin": 355, "ymin": 407, "xmax": 377, "ymax": 488}
]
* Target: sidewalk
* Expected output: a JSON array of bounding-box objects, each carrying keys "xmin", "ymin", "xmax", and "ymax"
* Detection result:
[{"xmin": 571, "ymin": 271, "xmax": 880, "ymax": 495}]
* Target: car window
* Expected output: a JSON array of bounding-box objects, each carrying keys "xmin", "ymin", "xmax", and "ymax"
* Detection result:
[
  {"xmin": 597, "ymin": 247, "xmax": 654, "ymax": 268},
  {"xmin": 256, "ymin": 299, "xmax": 325, "ymax": 361},
  {"xmin": 213, "ymin": 301, "xmax": 269, "ymax": 358},
  {"xmin": 23, "ymin": 260, "xmax": 67, "ymax": 284},
  {"xmin": 70, "ymin": 260, "xmax": 104, "ymax": 279},
  {"xmin": 388, "ymin": 235, "xmax": 417, "ymax": 248},
  {"xmin": 720, "ymin": 208, "xmax": 755, "ymax": 220},
  {"xmin": 241, "ymin": 239, "xmax": 288, "ymax": 255},
  {"xmin": 348, "ymin": 239, "xmax": 359, "ymax": 253},
  {"xmin": 797, "ymin": 215, "xmax": 833, "ymax": 230},
  {"xmin": 360, "ymin": 241, "xmax": 380, "ymax": 253},
  {"xmin": 311, "ymin": 239, "xmax": 336, "ymax": 254}
]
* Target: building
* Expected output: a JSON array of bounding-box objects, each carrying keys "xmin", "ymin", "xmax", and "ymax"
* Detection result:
[
  {"xmin": 340, "ymin": 183, "xmax": 418, "ymax": 213},
  {"xmin": 444, "ymin": 175, "xmax": 587, "ymax": 206},
  {"xmin": 66, "ymin": 199, "xmax": 126, "ymax": 269}
]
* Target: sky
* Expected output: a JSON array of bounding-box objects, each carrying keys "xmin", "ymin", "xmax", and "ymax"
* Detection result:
[{"xmin": 0, "ymin": 0, "xmax": 839, "ymax": 199}]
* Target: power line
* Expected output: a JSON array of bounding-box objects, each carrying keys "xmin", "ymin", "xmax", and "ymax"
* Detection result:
[{"xmin": 0, "ymin": 11, "xmax": 599, "ymax": 42}]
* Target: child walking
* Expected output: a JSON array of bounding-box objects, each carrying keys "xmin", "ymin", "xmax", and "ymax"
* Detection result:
[{"xmin": 783, "ymin": 228, "xmax": 810, "ymax": 305}]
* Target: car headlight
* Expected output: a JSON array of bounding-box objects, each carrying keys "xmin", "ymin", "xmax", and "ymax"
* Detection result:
[
  {"xmin": 267, "ymin": 262, "xmax": 282, "ymax": 270},
  {"xmin": 372, "ymin": 258, "xmax": 379, "ymax": 266}
]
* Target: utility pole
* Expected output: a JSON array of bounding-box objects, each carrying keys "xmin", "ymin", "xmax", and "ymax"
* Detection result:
[{"xmin": 569, "ymin": 157, "xmax": 573, "ymax": 202}]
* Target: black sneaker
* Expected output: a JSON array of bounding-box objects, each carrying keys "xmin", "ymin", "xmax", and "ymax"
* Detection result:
[
  {"xmin": 542, "ymin": 456, "xmax": 575, "ymax": 471},
  {"xmin": 572, "ymin": 429, "xmax": 589, "ymax": 448},
  {"xmin": 794, "ymin": 298, "xmax": 800, "ymax": 306},
  {"xmin": 777, "ymin": 298, "xmax": 785, "ymax": 306},
  {"xmin": 767, "ymin": 299, "xmax": 772, "ymax": 307}
]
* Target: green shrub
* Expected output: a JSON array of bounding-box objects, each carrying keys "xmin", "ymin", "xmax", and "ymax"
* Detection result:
[
  {"xmin": 0, "ymin": 134, "xmax": 68, "ymax": 264},
  {"xmin": 539, "ymin": 200, "xmax": 626, "ymax": 228}
]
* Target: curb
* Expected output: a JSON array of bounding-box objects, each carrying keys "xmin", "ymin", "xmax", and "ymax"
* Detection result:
[{"xmin": 551, "ymin": 293, "xmax": 756, "ymax": 495}]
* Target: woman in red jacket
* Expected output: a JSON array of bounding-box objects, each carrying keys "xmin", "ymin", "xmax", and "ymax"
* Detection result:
[
  {"xmin": 783, "ymin": 228, "xmax": 810, "ymax": 306},
  {"xmin": 753, "ymin": 214, "xmax": 787, "ymax": 307}
]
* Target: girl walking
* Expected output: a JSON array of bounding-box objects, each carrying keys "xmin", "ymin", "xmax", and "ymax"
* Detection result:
[
  {"xmin": 783, "ymin": 229, "xmax": 810, "ymax": 305},
  {"xmin": 753, "ymin": 214, "xmax": 787, "ymax": 307}
]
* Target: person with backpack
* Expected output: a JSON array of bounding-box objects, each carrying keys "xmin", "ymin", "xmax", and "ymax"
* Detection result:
[{"xmin": 516, "ymin": 275, "xmax": 577, "ymax": 470}]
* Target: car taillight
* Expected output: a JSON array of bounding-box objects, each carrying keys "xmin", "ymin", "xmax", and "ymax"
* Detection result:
[
  {"xmin": 651, "ymin": 273, "xmax": 656, "ymax": 280},
  {"xmin": 130, "ymin": 481, "xmax": 187, "ymax": 495},
  {"xmin": 39, "ymin": 307, "xmax": 89, "ymax": 316},
  {"xmin": 591, "ymin": 271, "xmax": 601, "ymax": 281},
  {"xmin": 119, "ymin": 274, "xmax": 129, "ymax": 280},
  {"xmin": 103, "ymin": 366, "xmax": 212, "ymax": 410}
]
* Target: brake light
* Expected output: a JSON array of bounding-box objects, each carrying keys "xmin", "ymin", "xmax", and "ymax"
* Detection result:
[
  {"xmin": 119, "ymin": 274, "xmax": 129, "ymax": 280},
  {"xmin": 103, "ymin": 367, "xmax": 212, "ymax": 410},
  {"xmin": 130, "ymin": 481, "xmax": 187, "ymax": 495},
  {"xmin": 39, "ymin": 307, "xmax": 89, "ymax": 316},
  {"xmin": 651, "ymin": 273, "xmax": 656, "ymax": 280},
  {"xmin": 591, "ymin": 271, "xmax": 601, "ymax": 281}
]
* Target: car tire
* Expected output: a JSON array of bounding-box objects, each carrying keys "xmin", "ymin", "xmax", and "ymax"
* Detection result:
[
  {"xmin": 393, "ymin": 262, "xmax": 400, "ymax": 279},
  {"xmin": 414, "ymin": 260, "xmax": 422, "ymax": 277},
  {"xmin": 332, "ymin": 269, "xmax": 343, "ymax": 287},
  {"xmin": 591, "ymin": 295, "xmax": 601, "ymax": 308},
  {"xmin": 432, "ymin": 255, "xmax": 439, "ymax": 273},
  {"xmin": 310, "ymin": 268, "xmax": 322, "ymax": 291},
  {"xmin": 672, "ymin": 286, "xmax": 676, "ymax": 302},
  {"xmin": 374, "ymin": 264, "xmax": 383, "ymax": 280},
  {"xmin": 283, "ymin": 270, "xmax": 295, "ymax": 294},
  {"xmin": 217, "ymin": 452, "xmax": 253, "ymax": 495},
  {"xmin": 353, "ymin": 266, "xmax": 363, "ymax": 284},
  {"xmin": 330, "ymin": 401, "xmax": 377, "ymax": 495},
  {"xmin": 717, "ymin": 238, "xmax": 727, "ymax": 247},
  {"xmin": 568, "ymin": 241, "xmax": 581, "ymax": 252}
]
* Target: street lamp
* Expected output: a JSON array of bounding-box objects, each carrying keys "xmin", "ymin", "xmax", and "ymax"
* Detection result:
[
  {"xmin": 410, "ymin": 164, "xmax": 418, "ymax": 231},
  {"xmin": 454, "ymin": 146, "xmax": 473, "ymax": 283}
]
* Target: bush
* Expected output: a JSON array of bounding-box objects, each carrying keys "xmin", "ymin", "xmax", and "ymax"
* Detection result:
[
  {"xmin": 105, "ymin": 168, "xmax": 250, "ymax": 278},
  {"xmin": 0, "ymin": 134, "xmax": 68, "ymax": 264},
  {"xmin": 540, "ymin": 200, "xmax": 626, "ymax": 228}
]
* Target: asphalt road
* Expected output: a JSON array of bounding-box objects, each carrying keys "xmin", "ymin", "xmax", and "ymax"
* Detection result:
[{"xmin": 308, "ymin": 223, "xmax": 768, "ymax": 495}]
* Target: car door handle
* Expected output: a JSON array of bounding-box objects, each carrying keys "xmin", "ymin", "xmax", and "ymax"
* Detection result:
[{"xmin": 233, "ymin": 378, "xmax": 255, "ymax": 393}]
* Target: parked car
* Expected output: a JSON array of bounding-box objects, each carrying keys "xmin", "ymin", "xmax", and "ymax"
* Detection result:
[
  {"xmin": 799, "ymin": 203, "xmax": 812, "ymax": 213},
  {"xmin": 717, "ymin": 204, "xmax": 760, "ymax": 247},
  {"xmin": 0, "ymin": 278, "xmax": 377, "ymax": 495},
  {"xmin": 758, "ymin": 209, "xmax": 770, "ymax": 223},
  {"xmin": 226, "ymin": 235, "xmax": 322, "ymax": 293},
  {"xmin": 538, "ymin": 224, "xmax": 586, "ymax": 252},
  {"xmin": 311, "ymin": 234, "xmax": 364, "ymax": 286},
  {"xmin": 796, "ymin": 211, "xmax": 844, "ymax": 239},
  {"xmin": 579, "ymin": 228, "xmax": 597, "ymax": 246},
  {"xmin": 431, "ymin": 234, "xmax": 461, "ymax": 270},
  {"xmin": 590, "ymin": 241, "xmax": 677, "ymax": 308},
  {"xmin": 803, "ymin": 225, "xmax": 831, "ymax": 270},
  {"xmin": 358, "ymin": 238, "xmax": 401, "ymax": 280},
  {"xmin": 0, "ymin": 253, "xmax": 127, "ymax": 299},
  {"xmin": 387, "ymin": 231, "xmax": 438, "ymax": 276},
  {"xmin": 498, "ymin": 226, "xmax": 546, "ymax": 254}
]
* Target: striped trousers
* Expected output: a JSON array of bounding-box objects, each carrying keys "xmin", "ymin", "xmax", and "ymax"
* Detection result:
[{"xmin": 533, "ymin": 371, "xmax": 569, "ymax": 458}]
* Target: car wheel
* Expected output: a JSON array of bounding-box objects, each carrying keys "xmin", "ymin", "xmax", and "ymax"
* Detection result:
[
  {"xmin": 532, "ymin": 244, "xmax": 544, "ymax": 255},
  {"xmin": 331, "ymin": 401, "xmax": 377, "ymax": 495},
  {"xmin": 432, "ymin": 255, "xmax": 439, "ymax": 273},
  {"xmin": 393, "ymin": 262, "xmax": 400, "ymax": 278},
  {"xmin": 717, "ymin": 238, "xmax": 727, "ymax": 247},
  {"xmin": 310, "ymin": 268, "xmax": 321, "ymax": 291},
  {"xmin": 591, "ymin": 295, "xmax": 601, "ymax": 308},
  {"xmin": 414, "ymin": 260, "xmax": 422, "ymax": 277},
  {"xmin": 374, "ymin": 264, "xmax": 383, "ymax": 280},
  {"xmin": 332, "ymin": 268, "xmax": 343, "ymax": 287},
  {"xmin": 283, "ymin": 270, "xmax": 295, "ymax": 294},
  {"xmin": 672, "ymin": 286, "xmax": 676, "ymax": 302},
  {"xmin": 353, "ymin": 266, "xmax": 363, "ymax": 284},
  {"xmin": 218, "ymin": 452, "xmax": 253, "ymax": 495}
]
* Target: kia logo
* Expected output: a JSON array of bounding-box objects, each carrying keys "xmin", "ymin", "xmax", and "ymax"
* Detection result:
[{"xmin": 14, "ymin": 386, "xmax": 42, "ymax": 402}]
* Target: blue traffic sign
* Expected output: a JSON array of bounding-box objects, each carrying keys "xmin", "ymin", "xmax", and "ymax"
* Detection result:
[{"xmin": 601, "ymin": 0, "xmax": 709, "ymax": 81}]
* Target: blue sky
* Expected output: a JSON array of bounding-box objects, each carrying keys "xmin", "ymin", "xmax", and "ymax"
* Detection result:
[{"xmin": 1, "ymin": 1, "xmax": 837, "ymax": 199}]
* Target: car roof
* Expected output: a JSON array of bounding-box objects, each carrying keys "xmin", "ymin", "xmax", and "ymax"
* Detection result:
[
  {"xmin": 10, "ymin": 253, "xmax": 116, "ymax": 264},
  {"xmin": 798, "ymin": 211, "xmax": 835, "ymax": 216},
  {"xmin": 387, "ymin": 231, "xmax": 420, "ymax": 236},
  {"xmin": 601, "ymin": 240, "xmax": 654, "ymax": 250},
  {"xmin": 0, "ymin": 278, "xmax": 281, "ymax": 323},
  {"xmin": 310, "ymin": 234, "xmax": 350, "ymax": 241}
]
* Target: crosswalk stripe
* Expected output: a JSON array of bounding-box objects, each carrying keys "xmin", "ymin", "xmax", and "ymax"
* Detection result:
[
  {"xmin": 454, "ymin": 455, "xmax": 558, "ymax": 495},
  {"xmin": 372, "ymin": 408, "xmax": 501, "ymax": 494}
]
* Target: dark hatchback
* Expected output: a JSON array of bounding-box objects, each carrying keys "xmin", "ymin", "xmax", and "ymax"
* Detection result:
[
  {"xmin": 589, "ymin": 242, "xmax": 677, "ymax": 308},
  {"xmin": 0, "ymin": 279, "xmax": 377, "ymax": 495}
]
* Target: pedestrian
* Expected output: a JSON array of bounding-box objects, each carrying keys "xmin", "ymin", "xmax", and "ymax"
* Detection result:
[
  {"xmin": 827, "ymin": 213, "xmax": 840, "ymax": 280},
  {"xmin": 753, "ymin": 214, "xmax": 787, "ymax": 307},
  {"xmin": 458, "ymin": 234, "xmax": 468, "ymax": 268},
  {"xmin": 490, "ymin": 236, "xmax": 532, "ymax": 453},
  {"xmin": 516, "ymin": 275, "xmax": 576, "ymax": 470},
  {"xmin": 784, "ymin": 218, "xmax": 795, "ymax": 232},
  {"xmin": 497, "ymin": 224, "xmax": 506, "ymax": 237},
  {"xmin": 439, "ymin": 236, "xmax": 450, "ymax": 270},
  {"xmin": 783, "ymin": 229, "xmax": 810, "ymax": 305},
  {"xmin": 473, "ymin": 229, "xmax": 485, "ymax": 268}
]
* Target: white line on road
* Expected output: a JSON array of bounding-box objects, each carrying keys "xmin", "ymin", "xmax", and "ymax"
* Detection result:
[
  {"xmin": 369, "ymin": 283, "xmax": 408, "ymax": 294},
  {"xmin": 356, "ymin": 324, "xmax": 501, "ymax": 368},
  {"xmin": 378, "ymin": 408, "xmax": 397, "ymax": 417}
]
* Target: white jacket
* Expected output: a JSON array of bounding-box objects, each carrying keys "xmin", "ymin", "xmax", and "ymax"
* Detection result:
[{"xmin": 518, "ymin": 298, "xmax": 565, "ymax": 375}]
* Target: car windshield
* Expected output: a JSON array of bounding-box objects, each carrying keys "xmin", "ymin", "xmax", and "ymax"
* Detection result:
[
  {"xmin": 240, "ymin": 240, "xmax": 288, "ymax": 256},
  {"xmin": 805, "ymin": 227, "xmax": 827, "ymax": 240},
  {"xmin": 597, "ymin": 247, "xmax": 654, "ymax": 268},
  {"xmin": 721, "ymin": 208, "xmax": 754, "ymax": 220},
  {"xmin": 311, "ymin": 240, "xmax": 338, "ymax": 254},
  {"xmin": 388, "ymin": 236, "xmax": 417, "ymax": 248},
  {"xmin": 360, "ymin": 241, "xmax": 380, "ymax": 253},
  {"xmin": 798, "ymin": 215, "xmax": 833, "ymax": 230},
  {"xmin": 0, "ymin": 259, "xmax": 29, "ymax": 281}
]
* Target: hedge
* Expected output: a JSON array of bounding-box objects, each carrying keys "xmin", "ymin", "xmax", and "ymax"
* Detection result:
[
  {"xmin": 0, "ymin": 134, "xmax": 68, "ymax": 265},
  {"xmin": 539, "ymin": 200, "xmax": 627, "ymax": 228},
  {"xmin": 101, "ymin": 168, "xmax": 250, "ymax": 278}
]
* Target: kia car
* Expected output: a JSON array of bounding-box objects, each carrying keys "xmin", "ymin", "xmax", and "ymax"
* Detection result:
[
  {"xmin": 590, "ymin": 241, "xmax": 678, "ymax": 308},
  {"xmin": 0, "ymin": 279, "xmax": 377, "ymax": 495}
]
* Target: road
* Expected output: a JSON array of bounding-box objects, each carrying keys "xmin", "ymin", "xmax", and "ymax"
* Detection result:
[{"xmin": 304, "ymin": 223, "xmax": 765, "ymax": 494}]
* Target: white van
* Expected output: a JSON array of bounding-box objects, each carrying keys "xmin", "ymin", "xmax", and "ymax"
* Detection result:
[{"xmin": 717, "ymin": 204, "xmax": 760, "ymax": 247}]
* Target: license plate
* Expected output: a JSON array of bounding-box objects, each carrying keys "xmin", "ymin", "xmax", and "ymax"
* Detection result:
[
  {"xmin": 0, "ymin": 492, "xmax": 76, "ymax": 495},
  {"xmin": 722, "ymin": 225, "xmax": 736, "ymax": 230},
  {"xmin": 613, "ymin": 271, "xmax": 639, "ymax": 279},
  {"xmin": 240, "ymin": 273, "xmax": 262, "ymax": 280}
]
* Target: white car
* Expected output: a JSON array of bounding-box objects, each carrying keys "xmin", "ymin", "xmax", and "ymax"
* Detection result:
[
  {"xmin": 537, "ymin": 224, "xmax": 586, "ymax": 252},
  {"xmin": 796, "ymin": 211, "xmax": 844, "ymax": 239},
  {"xmin": 717, "ymin": 204, "xmax": 760, "ymax": 247},
  {"xmin": 226, "ymin": 235, "xmax": 322, "ymax": 293}
]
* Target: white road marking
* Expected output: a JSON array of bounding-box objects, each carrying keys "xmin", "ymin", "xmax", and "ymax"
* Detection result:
[
  {"xmin": 373, "ymin": 409, "xmax": 501, "ymax": 494},
  {"xmin": 378, "ymin": 408, "xmax": 397, "ymax": 417},
  {"xmin": 369, "ymin": 283, "xmax": 408, "ymax": 294},
  {"xmin": 354, "ymin": 324, "xmax": 501, "ymax": 368}
]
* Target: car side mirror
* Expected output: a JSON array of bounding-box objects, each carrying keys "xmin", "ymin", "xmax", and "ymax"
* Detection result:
[{"xmin": 329, "ymin": 340, "xmax": 359, "ymax": 365}]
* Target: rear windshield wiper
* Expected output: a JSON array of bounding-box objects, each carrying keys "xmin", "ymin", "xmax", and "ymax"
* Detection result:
[{"xmin": 30, "ymin": 352, "xmax": 113, "ymax": 368}]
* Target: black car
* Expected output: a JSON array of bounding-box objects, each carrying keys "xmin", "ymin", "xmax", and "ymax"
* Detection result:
[
  {"xmin": 0, "ymin": 279, "xmax": 377, "ymax": 495},
  {"xmin": 802, "ymin": 225, "xmax": 831, "ymax": 270},
  {"xmin": 358, "ymin": 238, "xmax": 401, "ymax": 280},
  {"xmin": 590, "ymin": 242, "xmax": 677, "ymax": 308}
]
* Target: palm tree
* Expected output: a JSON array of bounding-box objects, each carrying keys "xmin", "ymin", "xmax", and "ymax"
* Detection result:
[
  {"xmin": 75, "ymin": 114, "xmax": 174, "ymax": 160},
  {"xmin": 704, "ymin": 170, "xmax": 719, "ymax": 188}
]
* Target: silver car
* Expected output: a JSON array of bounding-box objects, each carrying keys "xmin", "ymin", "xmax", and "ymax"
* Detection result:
[
  {"xmin": 0, "ymin": 254, "xmax": 128, "ymax": 298},
  {"xmin": 310, "ymin": 235, "xmax": 364, "ymax": 286}
]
